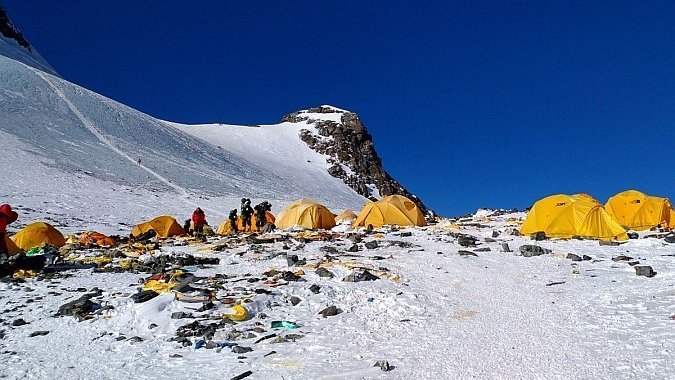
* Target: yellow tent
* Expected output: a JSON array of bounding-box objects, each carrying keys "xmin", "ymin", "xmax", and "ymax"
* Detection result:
[
  {"xmin": 334, "ymin": 210, "xmax": 357, "ymax": 223},
  {"xmin": 605, "ymin": 190, "xmax": 673, "ymax": 231},
  {"xmin": 4, "ymin": 234, "xmax": 22, "ymax": 254},
  {"xmin": 131, "ymin": 215, "xmax": 184, "ymax": 238},
  {"xmin": 671, "ymin": 209, "xmax": 675, "ymax": 229},
  {"xmin": 521, "ymin": 194, "xmax": 627, "ymax": 240},
  {"xmin": 216, "ymin": 212, "xmax": 276, "ymax": 235},
  {"xmin": 12, "ymin": 222, "xmax": 66, "ymax": 250},
  {"xmin": 353, "ymin": 195, "xmax": 427, "ymax": 228},
  {"xmin": 275, "ymin": 199, "xmax": 336, "ymax": 230}
]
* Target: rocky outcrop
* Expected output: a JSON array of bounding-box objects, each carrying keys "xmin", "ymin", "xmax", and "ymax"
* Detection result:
[
  {"xmin": 282, "ymin": 106, "xmax": 432, "ymax": 216},
  {"xmin": 0, "ymin": 7, "xmax": 31, "ymax": 50}
]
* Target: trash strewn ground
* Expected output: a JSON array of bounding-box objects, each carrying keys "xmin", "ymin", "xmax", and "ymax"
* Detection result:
[{"xmin": 1, "ymin": 211, "xmax": 673, "ymax": 379}]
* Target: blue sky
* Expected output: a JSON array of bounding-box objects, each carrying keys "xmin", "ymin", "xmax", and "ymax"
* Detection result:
[{"xmin": 5, "ymin": 1, "xmax": 675, "ymax": 216}]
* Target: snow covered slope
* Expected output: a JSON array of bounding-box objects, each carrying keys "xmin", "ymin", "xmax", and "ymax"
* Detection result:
[{"xmin": 0, "ymin": 45, "xmax": 370, "ymax": 229}]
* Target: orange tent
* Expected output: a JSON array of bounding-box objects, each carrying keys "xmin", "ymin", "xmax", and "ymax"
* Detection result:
[{"xmin": 79, "ymin": 231, "xmax": 116, "ymax": 247}]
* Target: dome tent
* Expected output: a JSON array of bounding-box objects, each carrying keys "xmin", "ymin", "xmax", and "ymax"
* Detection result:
[
  {"xmin": 353, "ymin": 195, "xmax": 426, "ymax": 228},
  {"xmin": 521, "ymin": 194, "xmax": 627, "ymax": 240},
  {"xmin": 605, "ymin": 190, "xmax": 673, "ymax": 231},
  {"xmin": 334, "ymin": 210, "xmax": 357, "ymax": 224},
  {"xmin": 131, "ymin": 215, "xmax": 184, "ymax": 238},
  {"xmin": 275, "ymin": 199, "xmax": 336, "ymax": 230},
  {"xmin": 12, "ymin": 222, "xmax": 66, "ymax": 250}
]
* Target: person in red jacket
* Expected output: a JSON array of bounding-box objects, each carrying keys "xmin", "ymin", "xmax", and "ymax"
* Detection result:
[
  {"xmin": 0, "ymin": 204, "xmax": 19, "ymax": 276},
  {"xmin": 191, "ymin": 207, "xmax": 206, "ymax": 236}
]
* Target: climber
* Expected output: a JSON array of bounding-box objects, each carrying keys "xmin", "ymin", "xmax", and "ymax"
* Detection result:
[
  {"xmin": 0, "ymin": 204, "xmax": 18, "ymax": 277},
  {"xmin": 191, "ymin": 207, "xmax": 206, "ymax": 236},
  {"xmin": 228, "ymin": 209, "xmax": 238, "ymax": 234},
  {"xmin": 241, "ymin": 199, "xmax": 253, "ymax": 232}
]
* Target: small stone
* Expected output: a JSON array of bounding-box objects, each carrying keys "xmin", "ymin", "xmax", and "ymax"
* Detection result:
[
  {"xmin": 458, "ymin": 250, "xmax": 477, "ymax": 257},
  {"xmin": 309, "ymin": 284, "xmax": 321, "ymax": 294},
  {"xmin": 315, "ymin": 268, "xmax": 334, "ymax": 278},
  {"xmin": 628, "ymin": 232, "xmax": 639, "ymax": 240},
  {"xmin": 374, "ymin": 360, "xmax": 392, "ymax": 371},
  {"xmin": 399, "ymin": 231, "xmax": 412, "ymax": 237},
  {"xmin": 171, "ymin": 312, "xmax": 192, "ymax": 319},
  {"xmin": 635, "ymin": 265, "xmax": 656, "ymax": 278},
  {"xmin": 665, "ymin": 234, "xmax": 675, "ymax": 243},
  {"xmin": 148, "ymin": 323, "xmax": 158, "ymax": 329},
  {"xmin": 232, "ymin": 346, "xmax": 253, "ymax": 354},
  {"xmin": 169, "ymin": 353, "xmax": 183, "ymax": 358},
  {"xmin": 474, "ymin": 247, "xmax": 491, "ymax": 252},
  {"xmin": 484, "ymin": 237, "xmax": 496, "ymax": 243},
  {"xmin": 531, "ymin": 231, "xmax": 547, "ymax": 241},
  {"xmin": 582, "ymin": 255, "xmax": 592, "ymax": 261},
  {"xmin": 11, "ymin": 319, "xmax": 27, "ymax": 327},
  {"xmin": 364, "ymin": 240, "xmax": 379, "ymax": 249},
  {"xmin": 492, "ymin": 230, "xmax": 500, "ymax": 238},
  {"xmin": 347, "ymin": 244, "xmax": 359, "ymax": 252},
  {"xmin": 612, "ymin": 255, "xmax": 633, "ymax": 262},
  {"xmin": 318, "ymin": 305, "xmax": 340, "ymax": 318},
  {"xmin": 519, "ymin": 245, "xmax": 551, "ymax": 257},
  {"xmin": 457, "ymin": 235, "xmax": 477, "ymax": 247},
  {"xmin": 599, "ymin": 240, "xmax": 621, "ymax": 246},
  {"xmin": 205, "ymin": 340, "xmax": 218, "ymax": 349},
  {"xmin": 128, "ymin": 336, "xmax": 144, "ymax": 343},
  {"xmin": 290, "ymin": 296, "xmax": 301, "ymax": 306},
  {"xmin": 500, "ymin": 243, "xmax": 511, "ymax": 253},
  {"xmin": 28, "ymin": 330, "xmax": 49, "ymax": 337},
  {"xmin": 566, "ymin": 253, "xmax": 582, "ymax": 261}
]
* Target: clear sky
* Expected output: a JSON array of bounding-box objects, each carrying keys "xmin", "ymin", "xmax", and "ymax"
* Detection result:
[{"xmin": 4, "ymin": 1, "xmax": 675, "ymax": 216}]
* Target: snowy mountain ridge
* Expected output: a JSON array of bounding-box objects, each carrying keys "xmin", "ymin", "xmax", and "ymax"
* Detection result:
[
  {"xmin": 0, "ymin": 7, "xmax": 58, "ymax": 76},
  {"xmin": 0, "ymin": 9, "xmax": 429, "ymax": 231}
]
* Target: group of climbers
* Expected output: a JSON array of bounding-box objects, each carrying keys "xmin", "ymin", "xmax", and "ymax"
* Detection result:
[{"xmin": 185, "ymin": 199, "xmax": 274, "ymax": 236}]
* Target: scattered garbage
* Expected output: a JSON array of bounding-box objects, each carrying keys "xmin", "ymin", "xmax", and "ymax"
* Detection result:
[
  {"xmin": 343, "ymin": 270, "xmax": 379, "ymax": 282},
  {"xmin": 271, "ymin": 320, "xmax": 298, "ymax": 330}
]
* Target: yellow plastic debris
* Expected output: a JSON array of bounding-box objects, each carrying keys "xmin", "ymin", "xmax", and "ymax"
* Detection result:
[
  {"xmin": 119, "ymin": 259, "xmax": 134, "ymax": 270},
  {"xmin": 143, "ymin": 280, "xmax": 179, "ymax": 293},
  {"xmin": 12, "ymin": 269, "xmax": 37, "ymax": 279},
  {"xmin": 224, "ymin": 304, "xmax": 248, "ymax": 321}
]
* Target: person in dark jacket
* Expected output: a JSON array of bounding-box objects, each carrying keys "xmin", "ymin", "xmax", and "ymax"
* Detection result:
[
  {"xmin": 192, "ymin": 207, "xmax": 206, "ymax": 236},
  {"xmin": 228, "ymin": 209, "xmax": 238, "ymax": 234},
  {"xmin": 241, "ymin": 200, "xmax": 253, "ymax": 232},
  {"xmin": 254, "ymin": 203, "xmax": 266, "ymax": 229},
  {"xmin": 0, "ymin": 204, "xmax": 18, "ymax": 277}
]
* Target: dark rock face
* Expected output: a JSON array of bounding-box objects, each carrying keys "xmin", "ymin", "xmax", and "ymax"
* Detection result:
[
  {"xmin": 0, "ymin": 7, "xmax": 31, "ymax": 50},
  {"xmin": 282, "ymin": 106, "xmax": 431, "ymax": 216}
]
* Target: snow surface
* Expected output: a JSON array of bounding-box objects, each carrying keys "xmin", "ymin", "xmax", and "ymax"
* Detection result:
[{"xmin": 0, "ymin": 213, "xmax": 673, "ymax": 379}]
